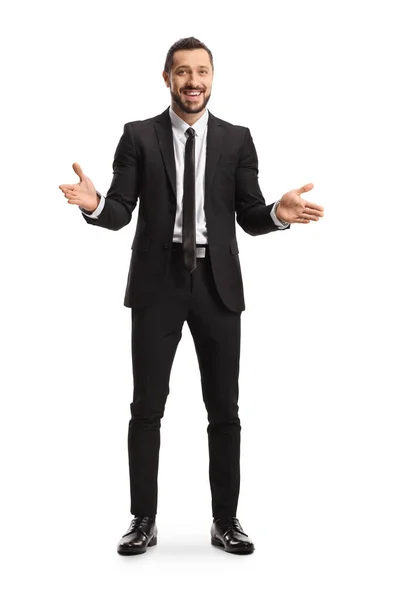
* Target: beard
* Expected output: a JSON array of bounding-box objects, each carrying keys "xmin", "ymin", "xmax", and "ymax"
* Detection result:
[{"xmin": 171, "ymin": 89, "xmax": 211, "ymax": 114}]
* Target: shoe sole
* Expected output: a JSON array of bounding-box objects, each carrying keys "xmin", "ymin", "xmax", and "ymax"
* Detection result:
[
  {"xmin": 117, "ymin": 536, "xmax": 157, "ymax": 555},
  {"xmin": 211, "ymin": 536, "xmax": 254, "ymax": 554}
]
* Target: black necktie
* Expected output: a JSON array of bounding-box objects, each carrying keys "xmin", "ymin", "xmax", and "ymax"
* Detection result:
[{"xmin": 182, "ymin": 126, "xmax": 196, "ymax": 273}]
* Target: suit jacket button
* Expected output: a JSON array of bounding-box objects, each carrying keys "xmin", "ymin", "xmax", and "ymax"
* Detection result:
[{"xmin": 163, "ymin": 243, "xmax": 169, "ymax": 249}]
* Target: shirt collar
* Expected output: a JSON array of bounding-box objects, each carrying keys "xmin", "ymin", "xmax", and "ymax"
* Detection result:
[{"xmin": 169, "ymin": 105, "xmax": 209, "ymax": 141}]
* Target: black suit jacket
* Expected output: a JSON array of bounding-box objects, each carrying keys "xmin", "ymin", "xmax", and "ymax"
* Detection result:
[{"xmin": 81, "ymin": 106, "xmax": 290, "ymax": 312}]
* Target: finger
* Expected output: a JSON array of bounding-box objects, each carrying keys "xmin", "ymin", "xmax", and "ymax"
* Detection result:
[
  {"xmin": 304, "ymin": 200, "xmax": 324, "ymax": 212},
  {"xmin": 64, "ymin": 190, "xmax": 78, "ymax": 201},
  {"xmin": 65, "ymin": 192, "xmax": 80, "ymax": 206},
  {"xmin": 72, "ymin": 162, "xmax": 85, "ymax": 182},
  {"xmin": 297, "ymin": 182, "xmax": 314, "ymax": 194},
  {"xmin": 293, "ymin": 217, "xmax": 310, "ymax": 224},
  {"xmin": 303, "ymin": 208, "xmax": 323, "ymax": 218},
  {"xmin": 301, "ymin": 214, "xmax": 319, "ymax": 221},
  {"xmin": 59, "ymin": 184, "xmax": 77, "ymax": 192}
]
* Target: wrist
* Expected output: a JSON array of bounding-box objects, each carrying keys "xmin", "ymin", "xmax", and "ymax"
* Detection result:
[{"xmin": 275, "ymin": 200, "xmax": 289, "ymax": 225}]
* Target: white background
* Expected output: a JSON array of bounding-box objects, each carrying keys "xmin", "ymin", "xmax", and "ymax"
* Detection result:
[{"xmin": 1, "ymin": 0, "xmax": 399, "ymax": 598}]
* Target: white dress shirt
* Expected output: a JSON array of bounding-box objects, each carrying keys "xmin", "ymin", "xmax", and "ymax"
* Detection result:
[{"xmin": 80, "ymin": 107, "xmax": 289, "ymax": 233}]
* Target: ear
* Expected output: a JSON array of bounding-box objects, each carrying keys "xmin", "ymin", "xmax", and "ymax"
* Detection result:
[{"xmin": 162, "ymin": 71, "xmax": 169, "ymax": 87}]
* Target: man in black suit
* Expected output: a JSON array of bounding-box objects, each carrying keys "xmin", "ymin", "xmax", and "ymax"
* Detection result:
[{"xmin": 59, "ymin": 36, "xmax": 324, "ymax": 555}]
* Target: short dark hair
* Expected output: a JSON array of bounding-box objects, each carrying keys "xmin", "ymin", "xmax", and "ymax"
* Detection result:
[{"xmin": 164, "ymin": 37, "xmax": 214, "ymax": 76}]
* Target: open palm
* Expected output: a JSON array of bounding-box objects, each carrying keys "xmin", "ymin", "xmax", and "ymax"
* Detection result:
[
  {"xmin": 277, "ymin": 183, "xmax": 324, "ymax": 224},
  {"xmin": 59, "ymin": 163, "xmax": 98, "ymax": 212}
]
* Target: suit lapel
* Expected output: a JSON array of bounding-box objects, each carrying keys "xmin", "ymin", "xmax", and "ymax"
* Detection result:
[
  {"xmin": 204, "ymin": 110, "xmax": 224, "ymax": 207},
  {"xmin": 154, "ymin": 106, "xmax": 225, "ymax": 207},
  {"xmin": 154, "ymin": 108, "xmax": 177, "ymax": 200}
]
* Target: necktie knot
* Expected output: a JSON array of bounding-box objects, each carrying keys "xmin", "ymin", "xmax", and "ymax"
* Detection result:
[{"xmin": 186, "ymin": 127, "xmax": 196, "ymax": 139}]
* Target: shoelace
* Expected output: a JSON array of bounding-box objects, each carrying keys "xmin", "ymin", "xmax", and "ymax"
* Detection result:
[
  {"xmin": 218, "ymin": 517, "xmax": 244, "ymax": 534},
  {"xmin": 126, "ymin": 516, "xmax": 154, "ymax": 534}
]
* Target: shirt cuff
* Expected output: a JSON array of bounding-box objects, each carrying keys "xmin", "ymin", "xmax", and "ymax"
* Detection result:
[
  {"xmin": 270, "ymin": 200, "xmax": 290, "ymax": 228},
  {"xmin": 79, "ymin": 192, "xmax": 105, "ymax": 219}
]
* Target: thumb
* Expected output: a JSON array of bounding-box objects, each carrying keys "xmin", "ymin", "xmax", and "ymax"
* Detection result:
[
  {"xmin": 72, "ymin": 162, "xmax": 85, "ymax": 182},
  {"xmin": 298, "ymin": 182, "xmax": 314, "ymax": 194}
]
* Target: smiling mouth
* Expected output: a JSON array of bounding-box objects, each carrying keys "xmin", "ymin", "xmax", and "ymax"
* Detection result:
[{"xmin": 183, "ymin": 90, "xmax": 204, "ymax": 99}]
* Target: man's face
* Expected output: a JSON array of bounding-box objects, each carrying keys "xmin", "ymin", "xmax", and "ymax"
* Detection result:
[{"xmin": 163, "ymin": 49, "xmax": 213, "ymax": 115}]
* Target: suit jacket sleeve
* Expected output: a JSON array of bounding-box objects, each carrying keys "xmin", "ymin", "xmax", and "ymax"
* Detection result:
[
  {"xmin": 235, "ymin": 128, "xmax": 291, "ymax": 236},
  {"xmin": 80, "ymin": 191, "xmax": 105, "ymax": 218},
  {"xmin": 80, "ymin": 123, "xmax": 141, "ymax": 231}
]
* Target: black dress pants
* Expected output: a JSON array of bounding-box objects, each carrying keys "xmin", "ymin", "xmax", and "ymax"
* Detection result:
[{"xmin": 128, "ymin": 243, "xmax": 241, "ymax": 519}]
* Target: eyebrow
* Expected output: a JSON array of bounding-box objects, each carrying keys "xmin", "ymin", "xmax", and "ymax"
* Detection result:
[{"xmin": 175, "ymin": 65, "xmax": 210, "ymax": 70}]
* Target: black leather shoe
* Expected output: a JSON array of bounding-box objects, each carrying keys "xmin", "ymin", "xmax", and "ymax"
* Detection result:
[
  {"xmin": 117, "ymin": 516, "xmax": 158, "ymax": 555},
  {"xmin": 211, "ymin": 517, "xmax": 255, "ymax": 554}
]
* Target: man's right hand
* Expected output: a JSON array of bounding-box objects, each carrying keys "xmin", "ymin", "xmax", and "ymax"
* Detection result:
[{"xmin": 59, "ymin": 163, "xmax": 99, "ymax": 212}]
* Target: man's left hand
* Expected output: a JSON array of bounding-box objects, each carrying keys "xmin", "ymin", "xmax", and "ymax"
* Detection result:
[{"xmin": 276, "ymin": 183, "xmax": 324, "ymax": 224}]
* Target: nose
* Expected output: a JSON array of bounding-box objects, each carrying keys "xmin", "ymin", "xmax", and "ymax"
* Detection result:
[{"xmin": 186, "ymin": 76, "xmax": 201, "ymax": 89}]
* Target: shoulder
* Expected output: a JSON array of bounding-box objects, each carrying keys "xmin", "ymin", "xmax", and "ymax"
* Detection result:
[
  {"xmin": 123, "ymin": 114, "xmax": 158, "ymax": 134},
  {"xmin": 209, "ymin": 113, "xmax": 250, "ymax": 149},
  {"xmin": 210, "ymin": 112, "xmax": 249, "ymax": 135}
]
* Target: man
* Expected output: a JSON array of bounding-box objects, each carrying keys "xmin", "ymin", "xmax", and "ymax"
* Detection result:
[{"xmin": 59, "ymin": 37, "xmax": 324, "ymax": 556}]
